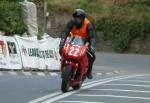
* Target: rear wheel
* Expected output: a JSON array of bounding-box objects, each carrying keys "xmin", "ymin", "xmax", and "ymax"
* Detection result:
[{"xmin": 61, "ymin": 65, "xmax": 72, "ymax": 93}]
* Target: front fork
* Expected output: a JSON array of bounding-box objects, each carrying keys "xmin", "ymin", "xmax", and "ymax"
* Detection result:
[{"xmin": 61, "ymin": 60, "xmax": 77, "ymax": 78}]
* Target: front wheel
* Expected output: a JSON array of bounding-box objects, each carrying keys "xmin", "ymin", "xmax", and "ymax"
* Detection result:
[
  {"xmin": 72, "ymin": 75, "xmax": 86, "ymax": 90},
  {"xmin": 61, "ymin": 65, "xmax": 72, "ymax": 93},
  {"xmin": 72, "ymin": 83, "xmax": 81, "ymax": 90}
]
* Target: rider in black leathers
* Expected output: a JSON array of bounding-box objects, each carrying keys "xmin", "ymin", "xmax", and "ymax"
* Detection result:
[{"xmin": 59, "ymin": 9, "xmax": 96, "ymax": 79}]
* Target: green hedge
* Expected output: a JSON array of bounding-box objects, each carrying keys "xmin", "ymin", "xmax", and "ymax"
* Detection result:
[
  {"xmin": 95, "ymin": 17, "xmax": 150, "ymax": 52},
  {"xmin": 0, "ymin": 0, "xmax": 26, "ymax": 35}
]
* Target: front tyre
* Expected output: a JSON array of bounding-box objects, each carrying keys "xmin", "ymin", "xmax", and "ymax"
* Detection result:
[
  {"xmin": 72, "ymin": 83, "xmax": 81, "ymax": 90},
  {"xmin": 61, "ymin": 65, "xmax": 72, "ymax": 93}
]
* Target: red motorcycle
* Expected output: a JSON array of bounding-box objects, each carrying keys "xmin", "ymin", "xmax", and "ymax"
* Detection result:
[{"xmin": 60, "ymin": 35, "xmax": 89, "ymax": 93}]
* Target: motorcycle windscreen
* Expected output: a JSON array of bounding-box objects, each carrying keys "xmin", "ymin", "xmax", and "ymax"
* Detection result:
[{"xmin": 69, "ymin": 36, "xmax": 84, "ymax": 47}]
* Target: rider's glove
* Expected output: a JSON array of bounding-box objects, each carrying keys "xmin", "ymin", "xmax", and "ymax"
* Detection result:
[
  {"xmin": 89, "ymin": 46, "xmax": 95, "ymax": 54},
  {"xmin": 87, "ymin": 46, "xmax": 95, "ymax": 59}
]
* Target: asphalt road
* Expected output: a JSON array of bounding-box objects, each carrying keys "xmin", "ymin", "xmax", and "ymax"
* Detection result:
[
  {"xmin": 0, "ymin": 53, "xmax": 150, "ymax": 103},
  {"xmin": 94, "ymin": 52, "xmax": 150, "ymax": 74}
]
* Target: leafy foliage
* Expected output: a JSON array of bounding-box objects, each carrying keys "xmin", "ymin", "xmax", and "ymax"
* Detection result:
[
  {"xmin": 0, "ymin": 0, "xmax": 26, "ymax": 35},
  {"xmin": 95, "ymin": 17, "xmax": 150, "ymax": 52}
]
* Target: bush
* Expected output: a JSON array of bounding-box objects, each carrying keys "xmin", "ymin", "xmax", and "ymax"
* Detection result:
[
  {"xmin": 77, "ymin": 0, "xmax": 102, "ymax": 13},
  {"xmin": 95, "ymin": 17, "xmax": 150, "ymax": 52},
  {"xmin": 0, "ymin": 0, "xmax": 26, "ymax": 35}
]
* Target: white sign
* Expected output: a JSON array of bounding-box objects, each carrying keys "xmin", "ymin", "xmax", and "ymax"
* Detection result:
[
  {"xmin": 0, "ymin": 35, "xmax": 8, "ymax": 68},
  {"xmin": 0, "ymin": 36, "xmax": 22, "ymax": 69},
  {"xmin": 0, "ymin": 35, "xmax": 61, "ymax": 70},
  {"xmin": 38, "ymin": 36, "xmax": 61, "ymax": 70},
  {"xmin": 15, "ymin": 36, "xmax": 39, "ymax": 69},
  {"xmin": 3, "ymin": 36, "xmax": 22, "ymax": 69}
]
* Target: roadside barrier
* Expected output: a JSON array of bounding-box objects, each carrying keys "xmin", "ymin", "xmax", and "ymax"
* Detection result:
[{"xmin": 0, "ymin": 35, "xmax": 61, "ymax": 70}]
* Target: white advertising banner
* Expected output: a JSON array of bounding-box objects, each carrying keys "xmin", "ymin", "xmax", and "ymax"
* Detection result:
[
  {"xmin": 1, "ymin": 35, "xmax": 61, "ymax": 70},
  {"xmin": 15, "ymin": 36, "xmax": 39, "ymax": 69},
  {"xmin": 0, "ymin": 35, "xmax": 8, "ymax": 69},
  {"xmin": 3, "ymin": 36, "xmax": 22, "ymax": 69},
  {"xmin": 38, "ymin": 36, "xmax": 61, "ymax": 70},
  {"xmin": 0, "ymin": 36, "xmax": 22, "ymax": 69}
]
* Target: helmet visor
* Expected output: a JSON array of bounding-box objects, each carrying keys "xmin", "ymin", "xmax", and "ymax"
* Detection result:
[{"xmin": 74, "ymin": 17, "xmax": 82, "ymax": 26}]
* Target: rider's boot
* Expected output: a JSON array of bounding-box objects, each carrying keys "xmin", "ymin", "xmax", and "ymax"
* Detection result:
[{"xmin": 87, "ymin": 61, "xmax": 93, "ymax": 79}]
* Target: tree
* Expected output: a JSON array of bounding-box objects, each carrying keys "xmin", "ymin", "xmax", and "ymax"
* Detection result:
[{"xmin": 0, "ymin": 0, "xmax": 26, "ymax": 35}]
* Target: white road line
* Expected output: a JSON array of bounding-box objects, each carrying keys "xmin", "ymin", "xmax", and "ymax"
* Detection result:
[
  {"xmin": 96, "ymin": 73, "xmax": 102, "ymax": 76},
  {"xmin": 133, "ymin": 77, "xmax": 150, "ymax": 80},
  {"xmin": 133, "ymin": 77, "xmax": 150, "ymax": 79},
  {"xmin": 106, "ymin": 73, "xmax": 113, "ymax": 75},
  {"xmin": 102, "ymin": 84, "xmax": 150, "ymax": 88},
  {"xmin": 28, "ymin": 76, "xmax": 115, "ymax": 103},
  {"xmin": 28, "ymin": 74, "xmax": 150, "ymax": 103},
  {"xmin": 41, "ymin": 75, "xmax": 136, "ymax": 103},
  {"xmin": 22, "ymin": 72, "xmax": 32, "ymax": 76},
  {"xmin": 76, "ymin": 94, "xmax": 150, "ymax": 100},
  {"xmin": 36, "ymin": 72, "xmax": 45, "ymax": 76},
  {"xmin": 89, "ymin": 89, "xmax": 150, "ymax": 93},
  {"xmin": 57, "ymin": 101, "xmax": 104, "ymax": 103},
  {"xmin": 50, "ymin": 73, "xmax": 58, "ymax": 76},
  {"xmin": 82, "ymin": 77, "xmax": 115, "ymax": 87},
  {"xmin": 118, "ymin": 80, "xmax": 150, "ymax": 83},
  {"xmin": 28, "ymin": 77, "xmax": 113, "ymax": 103},
  {"xmin": 28, "ymin": 91, "xmax": 62, "ymax": 103},
  {"xmin": 8, "ymin": 71, "xmax": 17, "ymax": 76}
]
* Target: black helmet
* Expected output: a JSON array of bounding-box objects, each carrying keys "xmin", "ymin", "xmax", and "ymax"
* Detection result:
[
  {"xmin": 72, "ymin": 9, "xmax": 86, "ymax": 28},
  {"xmin": 73, "ymin": 9, "xmax": 86, "ymax": 18}
]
